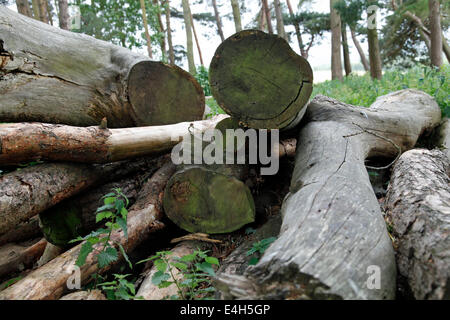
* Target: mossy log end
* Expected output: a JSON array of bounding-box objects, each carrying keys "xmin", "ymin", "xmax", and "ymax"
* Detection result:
[
  {"xmin": 163, "ymin": 166, "xmax": 255, "ymax": 234},
  {"xmin": 0, "ymin": 7, "xmax": 204, "ymax": 128},
  {"xmin": 209, "ymin": 30, "xmax": 313, "ymax": 129}
]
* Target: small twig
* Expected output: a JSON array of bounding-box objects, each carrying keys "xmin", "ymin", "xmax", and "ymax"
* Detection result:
[{"xmin": 344, "ymin": 122, "xmax": 402, "ymax": 170}]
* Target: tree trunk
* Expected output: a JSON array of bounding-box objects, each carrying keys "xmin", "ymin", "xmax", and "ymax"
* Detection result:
[
  {"xmin": 385, "ymin": 149, "xmax": 450, "ymax": 300},
  {"xmin": 350, "ymin": 28, "xmax": 369, "ymax": 72},
  {"xmin": 38, "ymin": 0, "xmax": 49, "ymax": 24},
  {"xmin": 209, "ymin": 30, "xmax": 313, "ymax": 129},
  {"xmin": 140, "ymin": 0, "xmax": 153, "ymax": 59},
  {"xmin": 428, "ymin": 0, "xmax": 443, "ymax": 67},
  {"xmin": 0, "ymin": 7, "xmax": 204, "ymax": 128},
  {"xmin": 212, "ymin": 0, "xmax": 225, "ymax": 42},
  {"xmin": 262, "ymin": 0, "xmax": 273, "ymax": 34},
  {"xmin": 0, "ymin": 116, "xmax": 226, "ymax": 166},
  {"xmin": 31, "ymin": 0, "xmax": 40, "ymax": 20},
  {"xmin": 0, "ymin": 162, "xmax": 176, "ymax": 300},
  {"xmin": 367, "ymin": 2, "xmax": 382, "ymax": 79},
  {"xmin": 230, "ymin": 0, "xmax": 242, "ymax": 32},
  {"xmin": 442, "ymin": 34, "xmax": 450, "ymax": 63},
  {"xmin": 0, "ymin": 238, "xmax": 47, "ymax": 279},
  {"xmin": 0, "ymin": 157, "xmax": 160, "ymax": 236},
  {"xmin": 190, "ymin": 12, "xmax": 204, "ymax": 66},
  {"xmin": 341, "ymin": 23, "xmax": 352, "ymax": 76},
  {"xmin": 214, "ymin": 89, "xmax": 442, "ymax": 300},
  {"xmin": 165, "ymin": 0, "xmax": 175, "ymax": 65},
  {"xmin": 286, "ymin": 0, "xmax": 305, "ymax": 57},
  {"xmin": 330, "ymin": 0, "xmax": 343, "ymax": 81},
  {"xmin": 274, "ymin": 0, "xmax": 287, "ymax": 40},
  {"xmin": 182, "ymin": 0, "xmax": 195, "ymax": 74},
  {"xmin": 153, "ymin": 0, "xmax": 166, "ymax": 61},
  {"xmin": 0, "ymin": 217, "xmax": 41, "ymax": 247},
  {"xmin": 136, "ymin": 241, "xmax": 197, "ymax": 300},
  {"xmin": 57, "ymin": 0, "xmax": 69, "ymax": 30},
  {"xmin": 16, "ymin": 0, "xmax": 33, "ymax": 18}
]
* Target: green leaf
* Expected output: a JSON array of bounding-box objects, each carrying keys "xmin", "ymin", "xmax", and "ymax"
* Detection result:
[
  {"xmin": 154, "ymin": 259, "xmax": 167, "ymax": 272},
  {"xmin": 116, "ymin": 217, "xmax": 128, "ymax": 238},
  {"xmin": 180, "ymin": 253, "xmax": 196, "ymax": 262},
  {"xmin": 205, "ymin": 257, "xmax": 219, "ymax": 265},
  {"xmin": 172, "ymin": 262, "xmax": 188, "ymax": 271},
  {"xmin": 76, "ymin": 242, "xmax": 94, "ymax": 267},
  {"xmin": 96, "ymin": 203, "xmax": 115, "ymax": 213},
  {"xmin": 158, "ymin": 281, "xmax": 173, "ymax": 289},
  {"xmin": 97, "ymin": 247, "xmax": 118, "ymax": 269},
  {"xmin": 248, "ymin": 257, "xmax": 259, "ymax": 265},
  {"xmin": 96, "ymin": 211, "xmax": 113, "ymax": 223},
  {"xmin": 118, "ymin": 244, "xmax": 132, "ymax": 269},
  {"xmin": 103, "ymin": 197, "xmax": 116, "ymax": 205},
  {"xmin": 196, "ymin": 262, "xmax": 215, "ymax": 277},
  {"xmin": 152, "ymin": 271, "xmax": 170, "ymax": 285}
]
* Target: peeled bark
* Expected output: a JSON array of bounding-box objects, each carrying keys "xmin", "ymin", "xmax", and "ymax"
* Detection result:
[
  {"xmin": 0, "ymin": 238, "xmax": 47, "ymax": 279},
  {"xmin": 0, "ymin": 157, "xmax": 159, "ymax": 236},
  {"xmin": 0, "ymin": 7, "xmax": 204, "ymax": 127},
  {"xmin": 0, "ymin": 162, "xmax": 176, "ymax": 300},
  {"xmin": 215, "ymin": 90, "xmax": 442, "ymax": 300},
  {"xmin": 209, "ymin": 30, "xmax": 313, "ymax": 129},
  {"xmin": 0, "ymin": 115, "xmax": 227, "ymax": 166},
  {"xmin": 385, "ymin": 149, "xmax": 449, "ymax": 300}
]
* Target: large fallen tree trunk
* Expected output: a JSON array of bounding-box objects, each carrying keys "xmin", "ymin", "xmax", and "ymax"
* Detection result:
[
  {"xmin": 214, "ymin": 89, "xmax": 442, "ymax": 300},
  {"xmin": 209, "ymin": 30, "xmax": 313, "ymax": 129},
  {"xmin": 0, "ymin": 7, "xmax": 204, "ymax": 128},
  {"xmin": 0, "ymin": 115, "xmax": 227, "ymax": 166},
  {"xmin": 384, "ymin": 149, "xmax": 450, "ymax": 300},
  {"xmin": 0, "ymin": 161, "xmax": 175, "ymax": 300},
  {"xmin": 0, "ymin": 157, "xmax": 159, "ymax": 236}
]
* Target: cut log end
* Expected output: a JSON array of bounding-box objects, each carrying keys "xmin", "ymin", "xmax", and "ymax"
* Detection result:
[
  {"xmin": 128, "ymin": 61, "xmax": 205, "ymax": 126},
  {"xmin": 209, "ymin": 30, "xmax": 313, "ymax": 129},
  {"xmin": 163, "ymin": 166, "xmax": 255, "ymax": 234}
]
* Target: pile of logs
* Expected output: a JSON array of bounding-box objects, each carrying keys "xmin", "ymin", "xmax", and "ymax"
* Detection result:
[{"xmin": 0, "ymin": 7, "xmax": 448, "ymax": 300}]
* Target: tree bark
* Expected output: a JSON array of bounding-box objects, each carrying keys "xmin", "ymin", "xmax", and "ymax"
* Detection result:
[
  {"xmin": 286, "ymin": 0, "xmax": 306, "ymax": 57},
  {"xmin": 182, "ymin": 0, "xmax": 195, "ymax": 74},
  {"xmin": 350, "ymin": 28, "xmax": 369, "ymax": 72},
  {"xmin": 165, "ymin": 0, "xmax": 175, "ymax": 65},
  {"xmin": 428, "ymin": 0, "xmax": 443, "ymax": 67},
  {"xmin": 230, "ymin": 0, "xmax": 242, "ymax": 32},
  {"xmin": 262, "ymin": 0, "xmax": 273, "ymax": 34},
  {"xmin": 209, "ymin": 30, "xmax": 313, "ymax": 129},
  {"xmin": 0, "ymin": 217, "xmax": 41, "ymax": 247},
  {"xmin": 214, "ymin": 89, "xmax": 442, "ymax": 300},
  {"xmin": 385, "ymin": 149, "xmax": 450, "ymax": 300},
  {"xmin": 341, "ymin": 23, "xmax": 352, "ymax": 76},
  {"xmin": 37, "ymin": 242, "xmax": 62, "ymax": 267},
  {"xmin": 0, "ymin": 7, "xmax": 204, "ymax": 128},
  {"xmin": 154, "ymin": 0, "xmax": 166, "ymax": 61},
  {"xmin": 0, "ymin": 157, "xmax": 160, "ymax": 236},
  {"xmin": 16, "ymin": 0, "xmax": 33, "ymax": 18},
  {"xmin": 367, "ymin": 4, "xmax": 382, "ymax": 80},
  {"xmin": 0, "ymin": 162, "xmax": 176, "ymax": 300},
  {"xmin": 57, "ymin": 0, "xmax": 69, "ymax": 30},
  {"xmin": 274, "ymin": 0, "xmax": 287, "ymax": 40},
  {"xmin": 212, "ymin": 0, "xmax": 225, "ymax": 42},
  {"xmin": 0, "ymin": 115, "xmax": 226, "ymax": 166},
  {"xmin": 38, "ymin": 0, "xmax": 49, "ymax": 24},
  {"xmin": 31, "ymin": 0, "xmax": 40, "ymax": 20},
  {"xmin": 140, "ymin": 0, "xmax": 153, "ymax": 59},
  {"xmin": 330, "ymin": 0, "xmax": 343, "ymax": 81}
]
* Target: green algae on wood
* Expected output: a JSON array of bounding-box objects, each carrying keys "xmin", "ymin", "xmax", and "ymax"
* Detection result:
[{"xmin": 209, "ymin": 30, "xmax": 313, "ymax": 129}]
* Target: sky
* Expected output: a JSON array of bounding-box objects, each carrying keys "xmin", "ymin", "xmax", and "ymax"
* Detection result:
[{"xmin": 6, "ymin": 0, "xmax": 375, "ymax": 82}]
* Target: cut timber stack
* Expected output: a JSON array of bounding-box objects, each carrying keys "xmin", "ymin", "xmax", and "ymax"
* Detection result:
[{"xmin": 0, "ymin": 7, "xmax": 204, "ymax": 127}]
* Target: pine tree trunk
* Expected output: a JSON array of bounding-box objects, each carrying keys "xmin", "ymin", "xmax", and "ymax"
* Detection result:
[
  {"xmin": 367, "ymin": 2, "xmax": 382, "ymax": 80},
  {"xmin": 154, "ymin": 0, "xmax": 166, "ymax": 61},
  {"xmin": 31, "ymin": 0, "xmax": 41, "ymax": 20},
  {"xmin": 341, "ymin": 23, "xmax": 352, "ymax": 76},
  {"xmin": 429, "ymin": 0, "xmax": 443, "ymax": 68},
  {"xmin": 212, "ymin": 0, "xmax": 225, "ymax": 42},
  {"xmin": 262, "ymin": 0, "xmax": 273, "ymax": 34},
  {"xmin": 274, "ymin": 0, "xmax": 287, "ymax": 40},
  {"xmin": 190, "ymin": 12, "xmax": 204, "ymax": 66},
  {"xmin": 330, "ymin": 0, "xmax": 343, "ymax": 81},
  {"xmin": 140, "ymin": 0, "xmax": 153, "ymax": 59},
  {"xmin": 165, "ymin": 0, "xmax": 175, "ymax": 65},
  {"xmin": 57, "ymin": 0, "xmax": 69, "ymax": 30},
  {"xmin": 0, "ymin": 7, "xmax": 204, "ymax": 128},
  {"xmin": 16, "ymin": 0, "xmax": 33, "ymax": 18},
  {"xmin": 286, "ymin": 0, "xmax": 305, "ymax": 57},
  {"xmin": 230, "ymin": 0, "xmax": 242, "ymax": 32},
  {"xmin": 38, "ymin": 0, "xmax": 49, "ymax": 23},
  {"xmin": 350, "ymin": 28, "xmax": 369, "ymax": 72},
  {"xmin": 182, "ymin": 0, "xmax": 195, "ymax": 74}
]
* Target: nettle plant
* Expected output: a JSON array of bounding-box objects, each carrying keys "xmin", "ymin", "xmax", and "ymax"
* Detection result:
[
  {"xmin": 246, "ymin": 237, "xmax": 277, "ymax": 265},
  {"xmin": 138, "ymin": 249, "xmax": 219, "ymax": 300},
  {"xmin": 70, "ymin": 188, "xmax": 135, "ymax": 297}
]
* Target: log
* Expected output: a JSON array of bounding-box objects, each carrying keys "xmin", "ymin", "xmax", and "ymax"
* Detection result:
[
  {"xmin": 214, "ymin": 89, "xmax": 442, "ymax": 300},
  {"xmin": 136, "ymin": 241, "xmax": 197, "ymax": 300},
  {"xmin": 436, "ymin": 118, "xmax": 450, "ymax": 160},
  {"xmin": 0, "ymin": 7, "xmax": 204, "ymax": 128},
  {"xmin": 384, "ymin": 149, "xmax": 450, "ymax": 300},
  {"xmin": 37, "ymin": 242, "xmax": 62, "ymax": 267},
  {"xmin": 0, "ymin": 161, "xmax": 175, "ymax": 300},
  {"xmin": 0, "ymin": 216, "xmax": 41, "ymax": 246},
  {"xmin": 0, "ymin": 156, "xmax": 159, "ymax": 236},
  {"xmin": 0, "ymin": 115, "xmax": 228, "ymax": 166},
  {"xmin": 209, "ymin": 30, "xmax": 313, "ymax": 129},
  {"xmin": 60, "ymin": 290, "xmax": 106, "ymax": 300},
  {"xmin": 0, "ymin": 238, "xmax": 47, "ymax": 279}
]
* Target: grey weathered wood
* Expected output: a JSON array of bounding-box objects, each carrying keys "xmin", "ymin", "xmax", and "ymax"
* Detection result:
[
  {"xmin": 385, "ymin": 149, "xmax": 450, "ymax": 300},
  {"xmin": 436, "ymin": 118, "xmax": 450, "ymax": 160},
  {"xmin": 0, "ymin": 7, "xmax": 204, "ymax": 128},
  {"xmin": 214, "ymin": 89, "xmax": 442, "ymax": 300}
]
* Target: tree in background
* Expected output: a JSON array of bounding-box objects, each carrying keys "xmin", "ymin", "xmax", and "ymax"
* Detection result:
[
  {"xmin": 140, "ymin": 0, "xmax": 153, "ymax": 58},
  {"xmin": 182, "ymin": 0, "xmax": 196, "ymax": 74},
  {"xmin": 330, "ymin": 0, "xmax": 344, "ymax": 80},
  {"xmin": 16, "ymin": 0, "xmax": 33, "ymax": 17},
  {"xmin": 286, "ymin": 0, "xmax": 305, "ymax": 56},
  {"xmin": 230, "ymin": 0, "xmax": 242, "ymax": 32},
  {"xmin": 274, "ymin": 0, "xmax": 287, "ymax": 40},
  {"xmin": 58, "ymin": 0, "xmax": 69, "ymax": 30},
  {"xmin": 428, "ymin": 0, "xmax": 443, "ymax": 67},
  {"xmin": 262, "ymin": 0, "xmax": 273, "ymax": 34},
  {"xmin": 367, "ymin": 0, "xmax": 382, "ymax": 79},
  {"xmin": 212, "ymin": 0, "xmax": 225, "ymax": 41},
  {"xmin": 165, "ymin": 0, "xmax": 175, "ymax": 64},
  {"xmin": 341, "ymin": 23, "xmax": 352, "ymax": 75}
]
